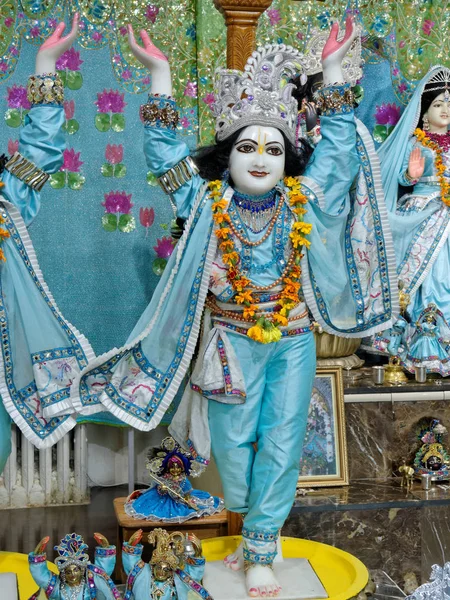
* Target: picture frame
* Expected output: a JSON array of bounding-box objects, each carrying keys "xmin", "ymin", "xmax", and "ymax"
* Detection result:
[{"xmin": 298, "ymin": 366, "xmax": 349, "ymax": 488}]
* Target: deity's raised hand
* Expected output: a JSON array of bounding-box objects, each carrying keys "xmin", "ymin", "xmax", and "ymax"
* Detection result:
[
  {"xmin": 36, "ymin": 13, "xmax": 79, "ymax": 75},
  {"xmin": 321, "ymin": 16, "xmax": 357, "ymax": 85},
  {"xmin": 94, "ymin": 533, "xmax": 110, "ymax": 548},
  {"xmin": 407, "ymin": 147, "xmax": 425, "ymax": 181},
  {"xmin": 34, "ymin": 536, "xmax": 50, "ymax": 555},
  {"xmin": 127, "ymin": 25, "xmax": 172, "ymax": 95}
]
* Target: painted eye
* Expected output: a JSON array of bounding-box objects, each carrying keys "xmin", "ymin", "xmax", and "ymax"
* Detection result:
[
  {"xmin": 236, "ymin": 144, "xmax": 255, "ymax": 153},
  {"xmin": 267, "ymin": 147, "xmax": 283, "ymax": 156}
]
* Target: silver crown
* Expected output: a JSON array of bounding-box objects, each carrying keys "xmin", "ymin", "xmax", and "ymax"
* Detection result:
[
  {"xmin": 54, "ymin": 533, "xmax": 90, "ymax": 571},
  {"xmin": 212, "ymin": 27, "xmax": 362, "ymax": 142},
  {"xmin": 425, "ymin": 67, "xmax": 450, "ymax": 100}
]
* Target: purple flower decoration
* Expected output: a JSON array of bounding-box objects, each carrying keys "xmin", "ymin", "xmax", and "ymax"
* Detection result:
[
  {"xmin": 422, "ymin": 19, "xmax": 435, "ymax": 36},
  {"xmin": 121, "ymin": 69, "xmax": 132, "ymax": 80},
  {"xmin": 61, "ymin": 148, "xmax": 83, "ymax": 172},
  {"xmin": 30, "ymin": 26, "xmax": 41, "ymax": 38},
  {"xmin": 119, "ymin": 26, "xmax": 127, "ymax": 36},
  {"xmin": 267, "ymin": 9, "xmax": 281, "ymax": 26},
  {"xmin": 142, "ymin": 76, "xmax": 151, "ymax": 85},
  {"xmin": 398, "ymin": 83, "xmax": 407, "ymax": 93},
  {"xmin": 374, "ymin": 103, "xmax": 402, "ymax": 126},
  {"xmin": 0, "ymin": 62, "xmax": 7, "ymax": 73},
  {"xmin": 145, "ymin": 4, "xmax": 159, "ymax": 23},
  {"xmin": 6, "ymin": 84, "xmax": 31, "ymax": 109},
  {"xmin": 56, "ymin": 48, "xmax": 83, "ymax": 71},
  {"xmin": 154, "ymin": 236, "xmax": 175, "ymax": 259},
  {"xmin": 202, "ymin": 92, "xmax": 215, "ymax": 107},
  {"xmin": 180, "ymin": 117, "xmax": 190, "ymax": 128},
  {"xmin": 48, "ymin": 18, "xmax": 57, "ymax": 28},
  {"xmin": 92, "ymin": 31, "xmax": 103, "ymax": 42},
  {"xmin": 4, "ymin": 17, "xmax": 13, "ymax": 28},
  {"xmin": 102, "ymin": 191, "xmax": 133, "ymax": 214},
  {"xmin": 95, "ymin": 89, "xmax": 127, "ymax": 113},
  {"xmin": 10, "ymin": 47, "xmax": 18, "ymax": 57},
  {"xmin": 183, "ymin": 80, "xmax": 197, "ymax": 98}
]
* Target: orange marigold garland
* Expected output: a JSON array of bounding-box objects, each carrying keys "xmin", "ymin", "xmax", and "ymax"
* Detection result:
[
  {"xmin": 414, "ymin": 128, "xmax": 450, "ymax": 207},
  {"xmin": 209, "ymin": 177, "xmax": 312, "ymax": 344}
]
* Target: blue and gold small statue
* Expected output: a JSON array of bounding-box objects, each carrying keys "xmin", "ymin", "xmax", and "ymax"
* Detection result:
[
  {"xmin": 123, "ymin": 528, "xmax": 212, "ymax": 600},
  {"xmin": 125, "ymin": 437, "xmax": 224, "ymax": 523},
  {"xmin": 414, "ymin": 419, "xmax": 450, "ymax": 481},
  {"xmin": 28, "ymin": 532, "xmax": 120, "ymax": 599}
]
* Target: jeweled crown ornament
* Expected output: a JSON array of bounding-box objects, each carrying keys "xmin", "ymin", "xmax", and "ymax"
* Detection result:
[
  {"xmin": 212, "ymin": 27, "xmax": 362, "ymax": 143},
  {"xmin": 424, "ymin": 67, "xmax": 450, "ymax": 99},
  {"xmin": 54, "ymin": 533, "xmax": 90, "ymax": 571}
]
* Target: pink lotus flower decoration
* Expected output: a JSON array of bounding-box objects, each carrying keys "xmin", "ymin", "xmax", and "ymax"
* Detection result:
[
  {"xmin": 95, "ymin": 89, "xmax": 127, "ymax": 113},
  {"xmin": 140, "ymin": 207, "xmax": 155, "ymax": 230},
  {"xmin": 64, "ymin": 100, "xmax": 75, "ymax": 120},
  {"xmin": 8, "ymin": 139, "xmax": 18, "ymax": 155},
  {"xmin": 56, "ymin": 48, "xmax": 84, "ymax": 71},
  {"xmin": 154, "ymin": 236, "xmax": 175, "ymax": 259},
  {"xmin": 267, "ymin": 9, "xmax": 281, "ymax": 26},
  {"xmin": 61, "ymin": 148, "xmax": 83, "ymax": 172},
  {"xmin": 4, "ymin": 18, "xmax": 13, "ymax": 28},
  {"xmin": 374, "ymin": 103, "xmax": 401, "ymax": 126},
  {"xmin": 145, "ymin": 5, "xmax": 159, "ymax": 23},
  {"xmin": 183, "ymin": 80, "xmax": 197, "ymax": 98},
  {"xmin": 92, "ymin": 32, "xmax": 103, "ymax": 43},
  {"xmin": 102, "ymin": 191, "xmax": 133, "ymax": 214},
  {"xmin": 202, "ymin": 93, "xmax": 215, "ymax": 107},
  {"xmin": 6, "ymin": 84, "xmax": 31, "ymax": 109},
  {"xmin": 422, "ymin": 19, "xmax": 435, "ymax": 36},
  {"xmin": 105, "ymin": 144, "xmax": 123, "ymax": 165},
  {"xmin": 0, "ymin": 62, "xmax": 7, "ymax": 73},
  {"xmin": 30, "ymin": 26, "xmax": 40, "ymax": 38}
]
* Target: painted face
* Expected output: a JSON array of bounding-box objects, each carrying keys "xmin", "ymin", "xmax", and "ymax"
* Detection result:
[
  {"xmin": 229, "ymin": 125, "xmax": 285, "ymax": 196},
  {"xmin": 425, "ymin": 92, "xmax": 450, "ymax": 132},
  {"xmin": 64, "ymin": 564, "xmax": 83, "ymax": 586}
]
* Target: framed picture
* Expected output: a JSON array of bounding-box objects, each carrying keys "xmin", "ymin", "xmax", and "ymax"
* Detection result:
[{"xmin": 298, "ymin": 366, "xmax": 349, "ymax": 488}]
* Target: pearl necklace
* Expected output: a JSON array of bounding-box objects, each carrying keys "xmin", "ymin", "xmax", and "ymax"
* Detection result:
[
  {"xmin": 233, "ymin": 189, "xmax": 278, "ymax": 233},
  {"xmin": 228, "ymin": 195, "xmax": 284, "ymax": 248}
]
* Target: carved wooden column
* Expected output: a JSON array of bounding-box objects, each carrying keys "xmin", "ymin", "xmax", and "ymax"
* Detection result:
[{"xmin": 213, "ymin": 0, "xmax": 274, "ymax": 70}]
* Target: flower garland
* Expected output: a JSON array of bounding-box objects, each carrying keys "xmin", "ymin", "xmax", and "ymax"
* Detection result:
[
  {"xmin": 209, "ymin": 176, "xmax": 312, "ymax": 344},
  {"xmin": 0, "ymin": 181, "xmax": 10, "ymax": 262},
  {"xmin": 414, "ymin": 128, "xmax": 450, "ymax": 207}
]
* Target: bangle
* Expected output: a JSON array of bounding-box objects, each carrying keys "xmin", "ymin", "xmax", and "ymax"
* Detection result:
[
  {"xmin": 27, "ymin": 73, "xmax": 64, "ymax": 106},
  {"xmin": 157, "ymin": 156, "xmax": 199, "ymax": 194},
  {"xmin": 404, "ymin": 171, "xmax": 419, "ymax": 185},
  {"xmin": 5, "ymin": 152, "xmax": 49, "ymax": 191},
  {"xmin": 314, "ymin": 84, "xmax": 354, "ymax": 116},
  {"xmin": 140, "ymin": 95, "xmax": 179, "ymax": 130}
]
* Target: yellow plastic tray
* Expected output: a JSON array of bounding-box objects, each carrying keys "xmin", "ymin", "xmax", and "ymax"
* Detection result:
[
  {"xmin": 0, "ymin": 551, "xmax": 58, "ymax": 600},
  {"xmin": 202, "ymin": 536, "xmax": 369, "ymax": 600}
]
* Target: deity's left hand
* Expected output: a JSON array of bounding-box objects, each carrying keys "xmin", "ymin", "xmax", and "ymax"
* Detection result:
[
  {"xmin": 321, "ymin": 16, "xmax": 357, "ymax": 86},
  {"xmin": 35, "ymin": 13, "xmax": 79, "ymax": 75}
]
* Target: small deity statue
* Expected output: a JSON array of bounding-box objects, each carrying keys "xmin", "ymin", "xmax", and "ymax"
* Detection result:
[
  {"xmin": 399, "ymin": 460, "xmax": 414, "ymax": 490},
  {"xmin": 122, "ymin": 528, "xmax": 212, "ymax": 600},
  {"xmin": 125, "ymin": 436, "xmax": 224, "ymax": 523},
  {"xmin": 28, "ymin": 532, "xmax": 119, "ymax": 600},
  {"xmin": 406, "ymin": 305, "xmax": 450, "ymax": 373},
  {"xmin": 414, "ymin": 419, "xmax": 450, "ymax": 480}
]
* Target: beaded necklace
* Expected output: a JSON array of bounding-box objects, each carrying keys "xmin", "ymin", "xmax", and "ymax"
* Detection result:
[
  {"xmin": 233, "ymin": 189, "xmax": 278, "ymax": 233},
  {"xmin": 414, "ymin": 128, "xmax": 450, "ymax": 206},
  {"xmin": 209, "ymin": 177, "xmax": 312, "ymax": 344}
]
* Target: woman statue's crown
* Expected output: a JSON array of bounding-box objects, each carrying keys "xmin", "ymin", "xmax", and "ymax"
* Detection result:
[
  {"xmin": 425, "ymin": 67, "xmax": 450, "ymax": 99},
  {"xmin": 212, "ymin": 27, "xmax": 362, "ymax": 142}
]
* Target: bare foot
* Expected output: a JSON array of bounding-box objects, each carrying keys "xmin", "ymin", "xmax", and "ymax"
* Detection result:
[
  {"xmin": 224, "ymin": 541, "xmax": 244, "ymax": 571},
  {"xmin": 246, "ymin": 565, "xmax": 281, "ymax": 597}
]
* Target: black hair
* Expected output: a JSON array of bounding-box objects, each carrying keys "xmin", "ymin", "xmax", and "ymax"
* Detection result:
[
  {"xmin": 291, "ymin": 72, "xmax": 324, "ymax": 111},
  {"xmin": 192, "ymin": 127, "xmax": 313, "ymax": 182},
  {"xmin": 419, "ymin": 85, "xmax": 447, "ymax": 129}
]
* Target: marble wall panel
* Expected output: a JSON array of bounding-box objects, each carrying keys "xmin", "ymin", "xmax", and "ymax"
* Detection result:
[
  {"xmin": 421, "ymin": 505, "xmax": 450, "ymax": 584},
  {"xmin": 283, "ymin": 506, "xmax": 421, "ymax": 590},
  {"xmin": 345, "ymin": 402, "xmax": 394, "ymax": 480}
]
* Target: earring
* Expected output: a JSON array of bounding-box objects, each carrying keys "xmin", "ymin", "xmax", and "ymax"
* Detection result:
[{"xmin": 423, "ymin": 115, "xmax": 430, "ymax": 131}]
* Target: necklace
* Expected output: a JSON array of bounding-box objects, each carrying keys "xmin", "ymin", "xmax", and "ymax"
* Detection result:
[
  {"xmin": 61, "ymin": 582, "xmax": 84, "ymax": 600},
  {"xmin": 414, "ymin": 128, "xmax": 450, "ymax": 206},
  {"xmin": 151, "ymin": 578, "xmax": 176, "ymax": 599},
  {"xmin": 233, "ymin": 189, "xmax": 278, "ymax": 233},
  {"xmin": 209, "ymin": 176, "xmax": 312, "ymax": 343},
  {"xmin": 229, "ymin": 195, "xmax": 284, "ymax": 247},
  {"xmin": 425, "ymin": 131, "xmax": 450, "ymax": 153}
]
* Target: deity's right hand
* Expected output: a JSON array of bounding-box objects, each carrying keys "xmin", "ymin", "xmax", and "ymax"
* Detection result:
[
  {"xmin": 407, "ymin": 147, "xmax": 425, "ymax": 181},
  {"xmin": 127, "ymin": 26, "xmax": 172, "ymax": 96}
]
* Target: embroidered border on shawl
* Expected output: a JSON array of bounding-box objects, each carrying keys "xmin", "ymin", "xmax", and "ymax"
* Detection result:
[
  {"xmin": 124, "ymin": 559, "xmax": 145, "ymax": 600},
  {"xmin": 88, "ymin": 564, "xmax": 122, "ymax": 599},
  {"xmin": 45, "ymin": 573, "xmax": 57, "ymax": 597},
  {"xmin": 176, "ymin": 569, "xmax": 214, "ymax": 600}
]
